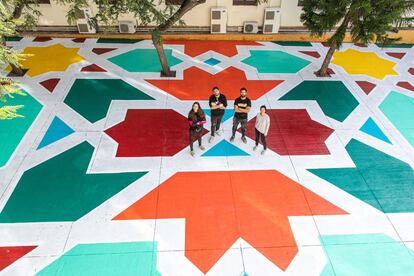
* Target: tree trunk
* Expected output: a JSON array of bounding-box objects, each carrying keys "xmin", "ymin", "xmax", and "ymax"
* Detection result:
[
  {"xmin": 152, "ymin": 0, "xmax": 206, "ymax": 77},
  {"xmin": 316, "ymin": 41, "xmax": 336, "ymax": 77},
  {"xmin": 317, "ymin": 9, "xmax": 352, "ymax": 77}
]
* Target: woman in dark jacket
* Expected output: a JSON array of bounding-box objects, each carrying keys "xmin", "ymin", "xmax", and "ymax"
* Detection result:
[{"xmin": 188, "ymin": 102, "xmax": 206, "ymax": 156}]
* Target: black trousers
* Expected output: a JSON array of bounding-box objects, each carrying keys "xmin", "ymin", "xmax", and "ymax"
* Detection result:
[
  {"xmin": 232, "ymin": 117, "xmax": 247, "ymax": 137},
  {"xmin": 211, "ymin": 113, "xmax": 224, "ymax": 136},
  {"xmin": 189, "ymin": 129, "xmax": 202, "ymax": 151},
  {"xmin": 255, "ymin": 128, "xmax": 267, "ymax": 149}
]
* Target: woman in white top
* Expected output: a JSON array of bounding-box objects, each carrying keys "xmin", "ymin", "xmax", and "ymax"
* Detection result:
[{"xmin": 253, "ymin": 105, "xmax": 270, "ymax": 155}]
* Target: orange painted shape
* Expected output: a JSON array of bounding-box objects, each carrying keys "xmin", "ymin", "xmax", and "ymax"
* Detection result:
[
  {"xmin": 164, "ymin": 40, "xmax": 262, "ymax": 57},
  {"xmin": 146, "ymin": 66, "xmax": 283, "ymax": 100},
  {"xmin": 114, "ymin": 170, "xmax": 346, "ymax": 273}
]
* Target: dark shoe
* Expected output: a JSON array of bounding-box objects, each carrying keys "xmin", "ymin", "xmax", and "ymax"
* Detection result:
[
  {"xmin": 230, "ymin": 136, "xmax": 235, "ymax": 142},
  {"xmin": 241, "ymin": 136, "xmax": 247, "ymax": 144}
]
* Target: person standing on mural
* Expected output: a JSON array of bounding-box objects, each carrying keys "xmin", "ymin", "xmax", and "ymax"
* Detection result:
[
  {"xmin": 188, "ymin": 102, "xmax": 206, "ymax": 156},
  {"xmin": 230, "ymin": 87, "xmax": 251, "ymax": 143},
  {"xmin": 208, "ymin": 86, "xmax": 227, "ymax": 143},
  {"xmin": 253, "ymin": 105, "xmax": 270, "ymax": 155}
]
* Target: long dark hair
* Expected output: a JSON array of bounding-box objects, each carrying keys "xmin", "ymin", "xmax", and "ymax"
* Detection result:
[{"xmin": 188, "ymin": 101, "xmax": 205, "ymax": 121}]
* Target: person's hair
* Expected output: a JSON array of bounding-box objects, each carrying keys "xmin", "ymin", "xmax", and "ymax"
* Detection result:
[
  {"xmin": 260, "ymin": 105, "xmax": 267, "ymax": 111},
  {"xmin": 212, "ymin": 86, "xmax": 219, "ymax": 91},
  {"xmin": 189, "ymin": 101, "xmax": 205, "ymax": 120},
  {"xmin": 240, "ymin": 87, "xmax": 247, "ymax": 92}
]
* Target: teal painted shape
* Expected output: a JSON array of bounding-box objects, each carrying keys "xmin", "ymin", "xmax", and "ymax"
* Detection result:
[
  {"xmin": 376, "ymin": 43, "xmax": 413, "ymax": 48},
  {"xmin": 0, "ymin": 90, "xmax": 42, "ymax": 167},
  {"xmin": 242, "ymin": 50, "xmax": 311, "ymax": 73},
  {"xmin": 380, "ymin": 91, "xmax": 414, "ymax": 147},
  {"xmin": 97, "ymin": 38, "xmax": 142, "ymax": 44},
  {"xmin": 5, "ymin": 36, "xmax": 23, "ymax": 41},
  {"xmin": 0, "ymin": 142, "xmax": 146, "ymax": 222},
  {"xmin": 204, "ymin": 57, "xmax": 220, "ymax": 66},
  {"xmin": 202, "ymin": 140, "xmax": 249, "ymax": 157},
  {"xmin": 360, "ymin": 117, "xmax": 391, "ymax": 144},
  {"xmin": 109, "ymin": 48, "xmax": 182, "ymax": 72},
  {"xmin": 37, "ymin": 116, "xmax": 74, "ymax": 149},
  {"xmin": 309, "ymin": 139, "xmax": 414, "ymax": 213},
  {"xmin": 204, "ymin": 109, "xmax": 235, "ymax": 123},
  {"xmin": 37, "ymin": 242, "xmax": 160, "ymax": 276},
  {"xmin": 279, "ymin": 80, "xmax": 359, "ymax": 122},
  {"xmin": 272, "ymin": 41, "xmax": 313, "ymax": 47},
  {"xmin": 64, "ymin": 79, "xmax": 154, "ymax": 123},
  {"xmin": 320, "ymin": 234, "xmax": 414, "ymax": 276}
]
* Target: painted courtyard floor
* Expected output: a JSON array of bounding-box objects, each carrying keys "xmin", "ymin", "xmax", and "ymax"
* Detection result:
[{"xmin": 1, "ymin": 37, "xmax": 414, "ymax": 275}]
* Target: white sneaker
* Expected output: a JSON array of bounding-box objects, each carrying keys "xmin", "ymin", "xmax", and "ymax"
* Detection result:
[
  {"xmin": 215, "ymin": 130, "xmax": 221, "ymax": 136},
  {"xmin": 253, "ymin": 146, "xmax": 258, "ymax": 151},
  {"xmin": 190, "ymin": 151, "xmax": 195, "ymax": 157},
  {"xmin": 261, "ymin": 149, "xmax": 266, "ymax": 155},
  {"xmin": 199, "ymin": 145, "xmax": 205, "ymax": 150},
  {"xmin": 209, "ymin": 136, "xmax": 214, "ymax": 143}
]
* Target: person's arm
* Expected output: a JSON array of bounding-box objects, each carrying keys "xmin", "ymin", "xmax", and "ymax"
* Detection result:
[
  {"xmin": 221, "ymin": 95, "xmax": 228, "ymax": 109},
  {"xmin": 264, "ymin": 115, "xmax": 270, "ymax": 136},
  {"xmin": 197, "ymin": 115, "xmax": 207, "ymax": 125},
  {"xmin": 244, "ymin": 99, "xmax": 252, "ymax": 113},
  {"xmin": 234, "ymin": 104, "xmax": 240, "ymax": 113},
  {"xmin": 209, "ymin": 96, "xmax": 219, "ymax": 110}
]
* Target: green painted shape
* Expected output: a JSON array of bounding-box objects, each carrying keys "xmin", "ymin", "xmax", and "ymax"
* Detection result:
[
  {"xmin": 309, "ymin": 139, "xmax": 414, "ymax": 213},
  {"xmin": 379, "ymin": 91, "xmax": 414, "ymax": 147},
  {"xmin": 64, "ymin": 79, "xmax": 154, "ymax": 123},
  {"xmin": 0, "ymin": 142, "xmax": 146, "ymax": 223},
  {"xmin": 320, "ymin": 234, "xmax": 414, "ymax": 276},
  {"xmin": 5, "ymin": 36, "xmax": 23, "ymax": 41},
  {"xmin": 376, "ymin": 43, "xmax": 413, "ymax": 48},
  {"xmin": 97, "ymin": 38, "xmax": 142, "ymax": 44},
  {"xmin": 279, "ymin": 80, "xmax": 359, "ymax": 122},
  {"xmin": 272, "ymin": 41, "xmax": 313, "ymax": 47},
  {"xmin": 0, "ymin": 90, "xmax": 42, "ymax": 167},
  {"xmin": 37, "ymin": 242, "xmax": 160, "ymax": 276},
  {"xmin": 242, "ymin": 50, "xmax": 311, "ymax": 73},
  {"xmin": 108, "ymin": 48, "xmax": 182, "ymax": 72}
]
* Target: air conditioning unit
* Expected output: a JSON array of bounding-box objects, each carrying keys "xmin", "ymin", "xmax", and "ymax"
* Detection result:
[
  {"xmin": 118, "ymin": 20, "xmax": 136, "ymax": 34},
  {"xmin": 243, "ymin": 21, "xmax": 258, "ymax": 34},
  {"xmin": 211, "ymin": 7, "xmax": 227, "ymax": 34},
  {"xmin": 75, "ymin": 8, "xmax": 96, "ymax": 34},
  {"xmin": 263, "ymin": 7, "xmax": 281, "ymax": 34}
]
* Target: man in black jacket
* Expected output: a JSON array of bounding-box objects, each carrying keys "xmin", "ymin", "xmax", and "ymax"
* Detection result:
[
  {"xmin": 208, "ymin": 86, "xmax": 227, "ymax": 143},
  {"xmin": 230, "ymin": 87, "xmax": 251, "ymax": 143}
]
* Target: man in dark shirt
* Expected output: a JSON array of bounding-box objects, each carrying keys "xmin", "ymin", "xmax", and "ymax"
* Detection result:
[
  {"xmin": 230, "ymin": 87, "xmax": 251, "ymax": 143},
  {"xmin": 208, "ymin": 86, "xmax": 227, "ymax": 143}
]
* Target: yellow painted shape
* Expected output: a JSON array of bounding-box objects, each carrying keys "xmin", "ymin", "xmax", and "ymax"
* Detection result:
[
  {"xmin": 332, "ymin": 48, "xmax": 397, "ymax": 79},
  {"xmin": 8, "ymin": 44, "xmax": 84, "ymax": 77}
]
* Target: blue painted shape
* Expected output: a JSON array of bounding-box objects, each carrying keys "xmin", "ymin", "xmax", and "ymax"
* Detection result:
[
  {"xmin": 202, "ymin": 140, "xmax": 249, "ymax": 157},
  {"xmin": 204, "ymin": 57, "xmax": 220, "ymax": 66},
  {"xmin": 37, "ymin": 117, "xmax": 74, "ymax": 149},
  {"xmin": 360, "ymin": 117, "xmax": 391, "ymax": 144},
  {"xmin": 320, "ymin": 234, "xmax": 414, "ymax": 276},
  {"xmin": 205, "ymin": 109, "xmax": 235, "ymax": 123}
]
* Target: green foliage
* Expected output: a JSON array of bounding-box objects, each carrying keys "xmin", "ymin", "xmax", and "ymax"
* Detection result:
[{"xmin": 300, "ymin": 0, "xmax": 414, "ymax": 47}]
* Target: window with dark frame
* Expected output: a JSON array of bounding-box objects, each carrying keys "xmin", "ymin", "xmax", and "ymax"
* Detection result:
[{"xmin": 233, "ymin": 0, "xmax": 257, "ymax": 6}]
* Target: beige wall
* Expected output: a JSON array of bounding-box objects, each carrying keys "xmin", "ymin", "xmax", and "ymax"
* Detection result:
[{"xmin": 36, "ymin": 0, "xmax": 304, "ymax": 28}]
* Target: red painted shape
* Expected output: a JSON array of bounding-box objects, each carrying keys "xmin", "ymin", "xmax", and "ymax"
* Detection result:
[
  {"xmin": 39, "ymin": 78, "xmax": 60, "ymax": 93},
  {"xmin": 114, "ymin": 170, "xmax": 346, "ymax": 273},
  {"xmin": 92, "ymin": 48, "xmax": 117, "ymax": 55},
  {"xmin": 356, "ymin": 81, "xmax": 376, "ymax": 95},
  {"xmin": 397, "ymin": 81, "xmax": 414, "ymax": 92},
  {"xmin": 33, "ymin": 37, "xmax": 52, "ymax": 42},
  {"xmin": 300, "ymin": 51, "xmax": 321, "ymax": 58},
  {"xmin": 386, "ymin": 52, "xmax": 406, "ymax": 59},
  {"xmin": 243, "ymin": 109, "xmax": 334, "ymax": 155},
  {"xmin": 72, "ymin": 38, "xmax": 86, "ymax": 43},
  {"xmin": 0, "ymin": 246, "xmax": 37, "ymax": 271},
  {"xmin": 408, "ymin": 68, "xmax": 414, "ymax": 75},
  {"xmin": 81, "ymin": 64, "xmax": 106, "ymax": 72},
  {"xmin": 105, "ymin": 109, "xmax": 208, "ymax": 157},
  {"xmin": 354, "ymin": 43, "xmax": 367, "ymax": 47},
  {"xmin": 147, "ymin": 66, "xmax": 283, "ymax": 100},
  {"xmin": 164, "ymin": 40, "xmax": 262, "ymax": 57}
]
